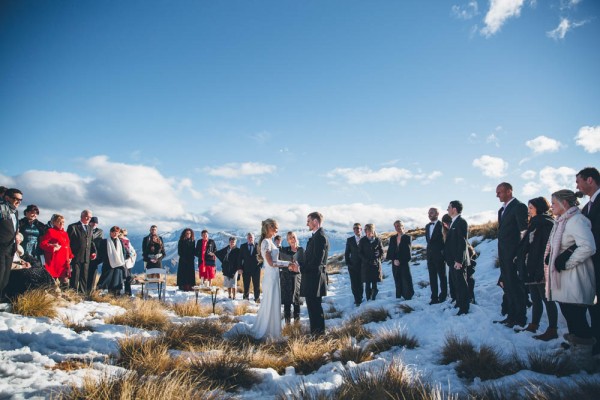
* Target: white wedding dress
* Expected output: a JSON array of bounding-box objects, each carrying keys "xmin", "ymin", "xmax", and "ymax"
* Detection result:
[{"xmin": 252, "ymin": 238, "xmax": 283, "ymax": 340}]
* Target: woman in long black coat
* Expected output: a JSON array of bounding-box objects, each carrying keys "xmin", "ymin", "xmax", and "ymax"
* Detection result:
[
  {"xmin": 279, "ymin": 231, "xmax": 304, "ymax": 324},
  {"xmin": 177, "ymin": 228, "xmax": 196, "ymax": 291},
  {"xmin": 360, "ymin": 224, "xmax": 384, "ymax": 301},
  {"xmin": 385, "ymin": 220, "xmax": 414, "ymax": 300},
  {"xmin": 515, "ymin": 196, "xmax": 558, "ymax": 340}
]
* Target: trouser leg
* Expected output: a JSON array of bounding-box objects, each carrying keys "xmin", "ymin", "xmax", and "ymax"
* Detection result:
[
  {"xmin": 348, "ymin": 267, "xmax": 363, "ymax": 304},
  {"xmin": 305, "ymin": 296, "xmax": 324, "ymax": 335}
]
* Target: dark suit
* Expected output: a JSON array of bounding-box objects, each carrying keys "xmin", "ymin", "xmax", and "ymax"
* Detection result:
[
  {"xmin": 344, "ymin": 235, "xmax": 363, "ymax": 305},
  {"xmin": 445, "ymin": 215, "xmax": 470, "ymax": 314},
  {"xmin": 88, "ymin": 227, "xmax": 104, "ymax": 292},
  {"xmin": 583, "ymin": 194, "xmax": 600, "ymax": 352},
  {"xmin": 238, "ymin": 242, "xmax": 260, "ymax": 300},
  {"xmin": 385, "ymin": 234, "xmax": 413, "ymax": 300},
  {"xmin": 497, "ymin": 198, "xmax": 529, "ymax": 324},
  {"xmin": 67, "ymin": 221, "xmax": 97, "ymax": 294},
  {"xmin": 0, "ymin": 201, "xmax": 18, "ymax": 297},
  {"xmin": 426, "ymin": 221, "xmax": 447, "ymax": 302},
  {"xmin": 300, "ymin": 228, "xmax": 329, "ymax": 335}
]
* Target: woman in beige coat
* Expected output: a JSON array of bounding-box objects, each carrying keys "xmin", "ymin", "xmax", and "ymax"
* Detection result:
[{"xmin": 546, "ymin": 189, "xmax": 596, "ymax": 346}]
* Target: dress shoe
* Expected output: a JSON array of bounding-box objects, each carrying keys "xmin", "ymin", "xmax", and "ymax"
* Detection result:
[
  {"xmin": 456, "ymin": 310, "xmax": 468, "ymax": 316},
  {"xmin": 533, "ymin": 327, "xmax": 558, "ymax": 341},
  {"xmin": 493, "ymin": 317, "xmax": 511, "ymax": 324},
  {"xmin": 429, "ymin": 299, "xmax": 439, "ymax": 305},
  {"xmin": 255, "ymin": 298, "xmax": 261, "ymax": 304}
]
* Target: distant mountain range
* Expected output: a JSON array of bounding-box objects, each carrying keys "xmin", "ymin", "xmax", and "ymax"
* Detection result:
[{"xmin": 126, "ymin": 228, "xmax": 352, "ymax": 274}]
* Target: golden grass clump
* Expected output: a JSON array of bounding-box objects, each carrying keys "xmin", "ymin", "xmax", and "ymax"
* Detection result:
[
  {"xmin": 89, "ymin": 291, "xmax": 138, "ymax": 310},
  {"xmin": 333, "ymin": 335, "xmax": 374, "ymax": 364},
  {"xmin": 105, "ymin": 300, "xmax": 170, "ymax": 331},
  {"xmin": 60, "ymin": 316, "xmax": 94, "ymax": 334},
  {"xmin": 366, "ymin": 327, "xmax": 419, "ymax": 354},
  {"xmin": 249, "ymin": 347, "xmax": 292, "ymax": 374},
  {"xmin": 397, "ymin": 303, "xmax": 415, "ymax": 314},
  {"xmin": 440, "ymin": 333, "xmax": 476, "ymax": 365},
  {"xmin": 335, "ymin": 360, "xmax": 446, "ymax": 400},
  {"xmin": 288, "ymin": 336, "xmax": 334, "ymax": 375},
  {"xmin": 50, "ymin": 358, "xmax": 92, "ymax": 372},
  {"xmin": 469, "ymin": 220, "xmax": 498, "ymax": 240},
  {"xmin": 116, "ymin": 335, "xmax": 177, "ymax": 376},
  {"xmin": 160, "ymin": 319, "xmax": 230, "ymax": 350},
  {"xmin": 165, "ymin": 273, "xmax": 178, "ymax": 286},
  {"xmin": 184, "ymin": 351, "xmax": 261, "ymax": 392},
  {"xmin": 324, "ymin": 302, "xmax": 343, "ymax": 320},
  {"xmin": 348, "ymin": 307, "xmax": 390, "ymax": 325},
  {"xmin": 56, "ymin": 371, "xmax": 224, "ymax": 400},
  {"xmin": 526, "ymin": 350, "xmax": 577, "ymax": 377},
  {"xmin": 282, "ymin": 322, "xmax": 311, "ymax": 339},
  {"xmin": 233, "ymin": 302, "xmax": 251, "ymax": 316},
  {"xmin": 10, "ymin": 287, "xmax": 58, "ymax": 318},
  {"xmin": 170, "ymin": 300, "xmax": 214, "ymax": 317},
  {"xmin": 328, "ymin": 319, "xmax": 372, "ymax": 342}
]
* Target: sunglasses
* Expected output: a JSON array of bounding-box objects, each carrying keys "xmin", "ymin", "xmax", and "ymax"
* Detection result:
[{"xmin": 11, "ymin": 196, "xmax": 23, "ymax": 203}]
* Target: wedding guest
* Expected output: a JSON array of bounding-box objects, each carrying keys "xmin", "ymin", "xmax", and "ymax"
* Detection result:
[
  {"xmin": 239, "ymin": 233, "xmax": 261, "ymax": 302},
  {"xmin": 345, "ymin": 223, "xmax": 364, "ymax": 306},
  {"xmin": 87, "ymin": 216, "xmax": 104, "ymax": 293},
  {"xmin": 515, "ymin": 196, "xmax": 558, "ymax": 340},
  {"xmin": 360, "ymin": 223, "xmax": 384, "ymax": 301},
  {"xmin": 97, "ymin": 226, "xmax": 131, "ymax": 296},
  {"xmin": 4, "ymin": 232, "xmax": 53, "ymax": 298},
  {"xmin": 177, "ymin": 228, "xmax": 196, "ymax": 291},
  {"xmin": 0, "ymin": 188, "xmax": 22, "ymax": 299},
  {"xmin": 67, "ymin": 210, "xmax": 97, "ymax": 294},
  {"xmin": 445, "ymin": 201, "xmax": 471, "ymax": 316},
  {"xmin": 18, "ymin": 204, "xmax": 46, "ymax": 262},
  {"xmin": 385, "ymin": 220, "xmax": 413, "ymax": 300},
  {"xmin": 279, "ymin": 231, "xmax": 304, "ymax": 324},
  {"xmin": 546, "ymin": 189, "xmax": 596, "ymax": 347},
  {"xmin": 119, "ymin": 228, "xmax": 136, "ymax": 296},
  {"xmin": 216, "ymin": 236, "xmax": 240, "ymax": 299},
  {"xmin": 274, "ymin": 235, "xmax": 282, "ymax": 249},
  {"xmin": 196, "ymin": 230, "xmax": 217, "ymax": 287},
  {"xmin": 144, "ymin": 231, "xmax": 165, "ymax": 272},
  {"xmin": 441, "ymin": 213, "xmax": 456, "ymax": 303},
  {"xmin": 426, "ymin": 208, "xmax": 446, "ymax": 304},
  {"xmin": 40, "ymin": 214, "xmax": 74, "ymax": 286},
  {"xmin": 142, "ymin": 225, "xmax": 164, "ymax": 268}
]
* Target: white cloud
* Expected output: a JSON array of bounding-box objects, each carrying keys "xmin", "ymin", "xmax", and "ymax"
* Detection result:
[
  {"xmin": 522, "ymin": 181, "xmax": 541, "ymax": 196},
  {"xmin": 472, "ymin": 155, "xmax": 508, "ymax": 178},
  {"xmin": 575, "ymin": 125, "xmax": 600, "ymax": 153},
  {"xmin": 204, "ymin": 162, "xmax": 276, "ymax": 178},
  {"xmin": 326, "ymin": 166, "xmax": 442, "ymax": 186},
  {"xmin": 538, "ymin": 166, "xmax": 577, "ymax": 194},
  {"xmin": 486, "ymin": 133, "xmax": 500, "ymax": 147},
  {"xmin": 481, "ymin": 0, "xmax": 525, "ymax": 37},
  {"xmin": 452, "ymin": 1, "xmax": 479, "ymax": 19},
  {"xmin": 547, "ymin": 18, "xmax": 588, "ymax": 40},
  {"xmin": 525, "ymin": 135, "xmax": 562, "ymax": 153},
  {"xmin": 521, "ymin": 170, "xmax": 537, "ymax": 180}
]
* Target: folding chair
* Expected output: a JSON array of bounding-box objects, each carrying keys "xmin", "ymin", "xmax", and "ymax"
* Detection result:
[{"xmin": 141, "ymin": 268, "xmax": 167, "ymax": 300}]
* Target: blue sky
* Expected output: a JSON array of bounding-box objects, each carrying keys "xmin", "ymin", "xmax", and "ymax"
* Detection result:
[{"xmin": 1, "ymin": 0, "xmax": 599, "ymax": 234}]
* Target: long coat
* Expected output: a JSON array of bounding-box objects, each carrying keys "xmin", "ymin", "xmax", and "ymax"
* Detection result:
[
  {"xmin": 279, "ymin": 245, "xmax": 304, "ymax": 304},
  {"xmin": 216, "ymin": 245, "xmax": 240, "ymax": 278},
  {"xmin": 547, "ymin": 212, "xmax": 596, "ymax": 305},
  {"xmin": 40, "ymin": 227, "xmax": 74, "ymax": 279},
  {"xmin": 177, "ymin": 238, "xmax": 196, "ymax": 287},
  {"xmin": 300, "ymin": 228, "xmax": 329, "ymax": 297},
  {"xmin": 359, "ymin": 236, "xmax": 384, "ymax": 283},
  {"xmin": 67, "ymin": 222, "xmax": 96, "ymax": 264},
  {"xmin": 515, "ymin": 214, "xmax": 554, "ymax": 284}
]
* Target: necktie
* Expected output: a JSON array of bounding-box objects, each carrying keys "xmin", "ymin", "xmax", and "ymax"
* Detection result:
[
  {"xmin": 249, "ymin": 244, "xmax": 253, "ymax": 254},
  {"xmin": 588, "ymin": 200, "xmax": 593, "ymax": 214}
]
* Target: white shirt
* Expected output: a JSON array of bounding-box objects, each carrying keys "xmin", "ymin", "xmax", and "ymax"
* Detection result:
[
  {"xmin": 428, "ymin": 220, "xmax": 438, "ymax": 237},
  {"xmin": 590, "ymin": 188, "xmax": 600, "ymax": 203}
]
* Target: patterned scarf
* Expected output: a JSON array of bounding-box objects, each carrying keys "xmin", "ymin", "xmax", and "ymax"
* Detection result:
[{"xmin": 544, "ymin": 206, "xmax": 579, "ymax": 298}]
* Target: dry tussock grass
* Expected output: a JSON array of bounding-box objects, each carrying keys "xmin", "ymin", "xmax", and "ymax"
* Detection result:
[
  {"xmin": 440, "ymin": 333, "xmax": 476, "ymax": 365},
  {"xmin": 526, "ymin": 350, "xmax": 577, "ymax": 377},
  {"xmin": 333, "ymin": 336, "xmax": 374, "ymax": 364},
  {"xmin": 324, "ymin": 303, "xmax": 343, "ymax": 320},
  {"xmin": 233, "ymin": 302, "xmax": 251, "ymax": 316},
  {"xmin": 288, "ymin": 336, "xmax": 334, "ymax": 375},
  {"xmin": 469, "ymin": 221, "xmax": 498, "ymax": 240},
  {"xmin": 276, "ymin": 380, "xmax": 332, "ymax": 400},
  {"xmin": 397, "ymin": 303, "xmax": 415, "ymax": 314},
  {"xmin": 56, "ymin": 371, "xmax": 224, "ymax": 400},
  {"xmin": 184, "ymin": 351, "xmax": 261, "ymax": 391},
  {"xmin": 50, "ymin": 358, "xmax": 92, "ymax": 372},
  {"xmin": 366, "ymin": 327, "xmax": 419, "ymax": 354},
  {"xmin": 249, "ymin": 347, "xmax": 291, "ymax": 374},
  {"xmin": 335, "ymin": 360, "xmax": 447, "ymax": 400},
  {"xmin": 10, "ymin": 288, "xmax": 58, "ymax": 318},
  {"xmin": 160, "ymin": 319, "xmax": 230, "ymax": 350},
  {"xmin": 89, "ymin": 291, "xmax": 138, "ymax": 310},
  {"xmin": 470, "ymin": 379, "xmax": 600, "ymax": 400},
  {"xmin": 116, "ymin": 335, "xmax": 177, "ymax": 376},
  {"xmin": 169, "ymin": 300, "xmax": 213, "ymax": 317},
  {"xmin": 348, "ymin": 307, "xmax": 390, "ymax": 325},
  {"xmin": 57, "ymin": 288, "xmax": 84, "ymax": 304},
  {"xmin": 326, "ymin": 254, "xmax": 344, "ymax": 275},
  {"xmin": 60, "ymin": 316, "xmax": 94, "ymax": 334},
  {"xmin": 105, "ymin": 300, "xmax": 170, "ymax": 331},
  {"xmin": 282, "ymin": 322, "xmax": 310, "ymax": 339},
  {"xmin": 328, "ymin": 319, "xmax": 372, "ymax": 342},
  {"xmin": 166, "ymin": 273, "xmax": 178, "ymax": 286}
]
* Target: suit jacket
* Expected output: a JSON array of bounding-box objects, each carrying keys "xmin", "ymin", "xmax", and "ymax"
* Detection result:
[
  {"xmin": 497, "ymin": 198, "xmax": 528, "ymax": 261},
  {"xmin": 300, "ymin": 228, "xmax": 329, "ymax": 297},
  {"xmin": 360, "ymin": 236, "xmax": 384, "ymax": 282},
  {"xmin": 444, "ymin": 215, "xmax": 470, "ymax": 267},
  {"xmin": 425, "ymin": 221, "xmax": 444, "ymax": 263},
  {"xmin": 67, "ymin": 222, "xmax": 96, "ymax": 264},
  {"xmin": 142, "ymin": 234, "xmax": 164, "ymax": 261},
  {"xmin": 385, "ymin": 234, "xmax": 412, "ymax": 266},
  {"xmin": 238, "ymin": 242, "xmax": 259, "ymax": 274},
  {"xmin": 0, "ymin": 200, "xmax": 18, "ymax": 250},
  {"xmin": 90, "ymin": 228, "xmax": 104, "ymax": 265},
  {"xmin": 582, "ymin": 196, "xmax": 600, "ymax": 293},
  {"xmin": 344, "ymin": 235, "xmax": 362, "ymax": 270}
]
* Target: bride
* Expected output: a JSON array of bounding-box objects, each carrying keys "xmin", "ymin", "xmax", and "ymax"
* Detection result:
[{"xmin": 252, "ymin": 218, "xmax": 290, "ymax": 340}]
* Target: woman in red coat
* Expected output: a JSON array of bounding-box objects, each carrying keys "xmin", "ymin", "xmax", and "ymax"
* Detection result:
[{"xmin": 40, "ymin": 214, "xmax": 74, "ymax": 285}]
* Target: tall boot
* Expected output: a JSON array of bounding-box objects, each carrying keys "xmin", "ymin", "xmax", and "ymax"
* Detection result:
[{"xmin": 533, "ymin": 327, "xmax": 558, "ymax": 341}]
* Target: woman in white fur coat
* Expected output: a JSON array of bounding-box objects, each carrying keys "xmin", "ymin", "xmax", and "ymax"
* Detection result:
[{"xmin": 546, "ymin": 189, "xmax": 596, "ymax": 346}]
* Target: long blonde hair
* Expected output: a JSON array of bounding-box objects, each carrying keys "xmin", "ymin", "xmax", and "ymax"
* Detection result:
[{"xmin": 257, "ymin": 218, "xmax": 277, "ymax": 263}]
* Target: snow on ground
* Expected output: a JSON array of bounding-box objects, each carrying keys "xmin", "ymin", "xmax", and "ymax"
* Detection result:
[{"xmin": 1, "ymin": 236, "xmax": 599, "ymax": 399}]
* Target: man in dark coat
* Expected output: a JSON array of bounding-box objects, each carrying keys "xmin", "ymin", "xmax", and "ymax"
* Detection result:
[
  {"xmin": 385, "ymin": 220, "xmax": 413, "ymax": 300},
  {"xmin": 87, "ymin": 216, "xmax": 104, "ymax": 293},
  {"xmin": 344, "ymin": 222, "xmax": 363, "ymax": 306},
  {"xmin": 292, "ymin": 211, "xmax": 329, "ymax": 336},
  {"xmin": 496, "ymin": 182, "xmax": 529, "ymax": 328},
  {"xmin": 216, "ymin": 236, "xmax": 240, "ymax": 299},
  {"xmin": 576, "ymin": 167, "xmax": 600, "ymax": 355},
  {"xmin": 426, "ymin": 207, "xmax": 447, "ymax": 304},
  {"xmin": 67, "ymin": 209, "xmax": 97, "ymax": 295},
  {"xmin": 445, "ymin": 200, "xmax": 470, "ymax": 316},
  {"xmin": 0, "ymin": 188, "xmax": 22, "ymax": 299},
  {"xmin": 238, "ymin": 232, "xmax": 260, "ymax": 302}
]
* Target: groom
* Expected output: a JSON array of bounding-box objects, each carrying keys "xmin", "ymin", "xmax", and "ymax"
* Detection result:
[{"xmin": 291, "ymin": 211, "xmax": 329, "ymax": 336}]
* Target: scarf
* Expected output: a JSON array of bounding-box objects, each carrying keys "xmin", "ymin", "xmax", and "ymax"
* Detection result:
[
  {"xmin": 107, "ymin": 238, "xmax": 125, "ymax": 269},
  {"xmin": 544, "ymin": 206, "xmax": 579, "ymax": 298}
]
